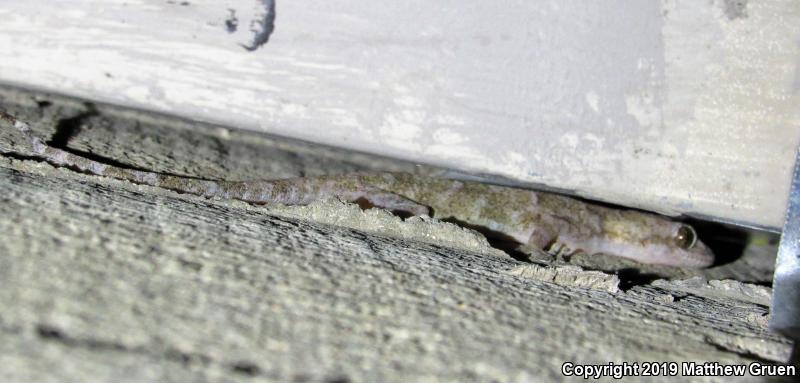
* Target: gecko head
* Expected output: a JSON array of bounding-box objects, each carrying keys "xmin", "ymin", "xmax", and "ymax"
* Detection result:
[{"xmin": 598, "ymin": 212, "xmax": 714, "ymax": 268}]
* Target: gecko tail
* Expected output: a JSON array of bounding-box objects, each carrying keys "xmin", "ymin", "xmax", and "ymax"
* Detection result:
[
  {"xmin": 1, "ymin": 110, "xmax": 106, "ymax": 176},
  {"xmin": 350, "ymin": 187, "xmax": 431, "ymax": 217},
  {"xmin": 0, "ymin": 110, "xmax": 227, "ymax": 196},
  {"xmin": 1, "ymin": 111, "xmax": 432, "ymax": 217},
  {"xmin": 0, "ymin": 111, "xmax": 359, "ymax": 208}
]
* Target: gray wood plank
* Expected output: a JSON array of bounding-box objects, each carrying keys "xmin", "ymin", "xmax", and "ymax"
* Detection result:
[{"xmin": 0, "ymin": 86, "xmax": 791, "ymax": 382}]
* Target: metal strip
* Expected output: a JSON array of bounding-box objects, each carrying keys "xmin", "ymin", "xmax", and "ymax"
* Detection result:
[{"xmin": 771, "ymin": 146, "xmax": 800, "ymax": 339}]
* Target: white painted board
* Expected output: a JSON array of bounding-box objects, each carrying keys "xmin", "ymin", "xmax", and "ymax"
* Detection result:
[{"xmin": 0, "ymin": 0, "xmax": 798, "ymax": 229}]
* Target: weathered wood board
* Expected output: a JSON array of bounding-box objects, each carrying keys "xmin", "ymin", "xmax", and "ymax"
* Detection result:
[{"xmin": 0, "ymin": 85, "xmax": 793, "ymax": 382}]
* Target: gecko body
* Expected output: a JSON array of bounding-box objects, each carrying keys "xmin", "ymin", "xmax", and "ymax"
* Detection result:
[{"xmin": 1, "ymin": 111, "xmax": 714, "ymax": 268}]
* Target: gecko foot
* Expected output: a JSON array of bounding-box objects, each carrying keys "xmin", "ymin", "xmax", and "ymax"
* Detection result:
[{"xmin": 546, "ymin": 242, "xmax": 573, "ymax": 258}]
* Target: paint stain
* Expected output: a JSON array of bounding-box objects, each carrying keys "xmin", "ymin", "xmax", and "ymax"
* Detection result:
[
  {"xmin": 240, "ymin": 0, "xmax": 276, "ymax": 51},
  {"xmin": 723, "ymin": 0, "xmax": 747, "ymax": 20},
  {"xmin": 225, "ymin": 9, "xmax": 238, "ymax": 33}
]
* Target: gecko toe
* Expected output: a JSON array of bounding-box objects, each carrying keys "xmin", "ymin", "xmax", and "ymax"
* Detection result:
[{"xmin": 546, "ymin": 242, "xmax": 563, "ymax": 256}]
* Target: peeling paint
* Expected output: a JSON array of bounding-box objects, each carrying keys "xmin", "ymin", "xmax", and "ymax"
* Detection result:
[{"xmin": 625, "ymin": 92, "xmax": 660, "ymax": 129}]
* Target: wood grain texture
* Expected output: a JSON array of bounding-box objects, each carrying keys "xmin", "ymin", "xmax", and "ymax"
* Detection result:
[
  {"xmin": 0, "ymin": 162, "xmax": 791, "ymax": 382},
  {"xmin": 0, "ymin": 86, "xmax": 792, "ymax": 382}
]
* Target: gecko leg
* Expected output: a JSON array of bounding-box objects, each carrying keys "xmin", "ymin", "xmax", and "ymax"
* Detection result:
[
  {"xmin": 341, "ymin": 187, "xmax": 431, "ymax": 217},
  {"xmin": 527, "ymin": 227, "xmax": 557, "ymax": 252},
  {"xmin": 546, "ymin": 242, "xmax": 564, "ymax": 257},
  {"xmin": 546, "ymin": 242, "xmax": 580, "ymax": 263}
]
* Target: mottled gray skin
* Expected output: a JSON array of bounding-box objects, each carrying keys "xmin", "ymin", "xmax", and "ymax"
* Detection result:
[{"xmin": 1, "ymin": 111, "xmax": 714, "ymax": 268}]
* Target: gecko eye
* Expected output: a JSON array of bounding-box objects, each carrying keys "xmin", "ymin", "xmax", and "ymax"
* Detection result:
[{"xmin": 674, "ymin": 225, "xmax": 697, "ymax": 250}]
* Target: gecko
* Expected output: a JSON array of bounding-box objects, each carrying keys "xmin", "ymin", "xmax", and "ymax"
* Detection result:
[{"xmin": 0, "ymin": 111, "xmax": 714, "ymax": 268}]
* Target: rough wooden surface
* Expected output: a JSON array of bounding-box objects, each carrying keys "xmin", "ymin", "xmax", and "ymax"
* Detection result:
[{"xmin": 0, "ymin": 86, "xmax": 792, "ymax": 382}]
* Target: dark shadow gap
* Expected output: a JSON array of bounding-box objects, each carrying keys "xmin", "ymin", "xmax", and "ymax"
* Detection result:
[{"xmin": 47, "ymin": 103, "xmax": 98, "ymax": 148}]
